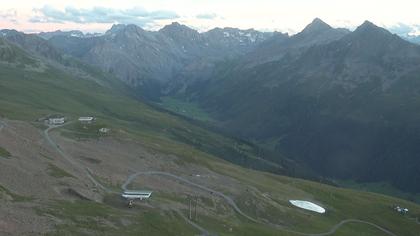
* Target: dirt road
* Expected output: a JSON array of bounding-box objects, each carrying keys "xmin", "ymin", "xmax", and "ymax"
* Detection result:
[
  {"xmin": 42, "ymin": 121, "xmax": 398, "ymax": 236},
  {"xmin": 122, "ymin": 171, "xmax": 258, "ymax": 223},
  {"xmin": 123, "ymin": 171, "xmax": 398, "ymax": 236},
  {"xmin": 0, "ymin": 119, "xmax": 5, "ymax": 131},
  {"xmin": 44, "ymin": 124, "xmax": 112, "ymax": 193}
]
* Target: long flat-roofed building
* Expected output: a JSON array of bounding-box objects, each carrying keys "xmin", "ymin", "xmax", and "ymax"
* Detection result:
[
  {"xmin": 121, "ymin": 190, "xmax": 153, "ymax": 200},
  {"xmin": 47, "ymin": 117, "xmax": 65, "ymax": 125},
  {"xmin": 78, "ymin": 116, "xmax": 95, "ymax": 124},
  {"xmin": 122, "ymin": 190, "xmax": 153, "ymax": 207}
]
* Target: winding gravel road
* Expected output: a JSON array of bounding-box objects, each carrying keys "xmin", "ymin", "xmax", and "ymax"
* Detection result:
[
  {"xmin": 122, "ymin": 171, "xmax": 258, "ymax": 223},
  {"xmin": 41, "ymin": 121, "xmax": 398, "ymax": 236},
  {"xmin": 43, "ymin": 122, "xmax": 211, "ymax": 234},
  {"xmin": 0, "ymin": 119, "xmax": 6, "ymax": 131},
  {"xmin": 123, "ymin": 171, "xmax": 398, "ymax": 236},
  {"xmin": 44, "ymin": 124, "xmax": 112, "ymax": 193}
]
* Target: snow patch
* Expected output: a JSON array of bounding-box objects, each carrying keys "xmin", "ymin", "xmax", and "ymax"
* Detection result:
[{"xmin": 289, "ymin": 200, "xmax": 326, "ymax": 214}]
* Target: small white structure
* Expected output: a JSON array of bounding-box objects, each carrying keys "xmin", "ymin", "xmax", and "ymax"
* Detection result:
[
  {"xmin": 99, "ymin": 128, "xmax": 110, "ymax": 133},
  {"xmin": 78, "ymin": 116, "xmax": 95, "ymax": 124},
  {"xmin": 289, "ymin": 200, "xmax": 326, "ymax": 214},
  {"xmin": 47, "ymin": 117, "xmax": 65, "ymax": 125},
  {"xmin": 394, "ymin": 206, "xmax": 409, "ymax": 214},
  {"xmin": 121, "ymin": 190, "xmax": 152, "ymax": 200},
  {"xmin": 122, "ymin": 190, "xmax": 152, "ymax": 207}
]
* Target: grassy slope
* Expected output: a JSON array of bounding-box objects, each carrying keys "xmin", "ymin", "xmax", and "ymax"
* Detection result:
[
  {"xmin": 35, "ymin": 160, "xmax": 420, "ymax": 236},
  {"xmin": 0, "ymin": 146, "xmax": 11, "ymax": 158},
  {"xmin": 158, "ymin": 94, "xmax": 420, "ymax": 204},
  {"xmin": 0, "ymin": 40, "xmax": 420, "ymax": 235},
  {"xmin": 38, "ymin": 200, "xmax": 197, "ymax": 236},
  {"xmin": 338, "ymin": 180, "xmax": 420, "ymax": 204},
  {"xmin": 0, "ymin": 60, "xmax": 280, "ymax": 174},
  {"xmin": 210, "ymin": 161, "xmax": 420, "ymax": 235},
  {"xmin": 157, "ymin": 96, "xmax": 214, "ymax": 122}
]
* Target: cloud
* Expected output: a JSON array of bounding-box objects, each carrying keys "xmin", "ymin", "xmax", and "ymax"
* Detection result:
[
  {"xmin": 387, "ymin": 23, "xmax": 420, "ymax": 37},
  {"xmin": 0, "ymin": 9, "xmax": 18, "ymax": 23},
  {"xmin": 30, "ymin": 5, "xmax": 179, "ymax": 26},
  {"xmin": 388, "ymin": 23, "xmax": 414, "ymax": 35},
  {"xmin": 196, "ymin": 13, "xmax": 218, "ymax": 20}
]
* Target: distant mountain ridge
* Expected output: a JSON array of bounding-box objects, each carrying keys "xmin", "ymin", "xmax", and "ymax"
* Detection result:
[
  {"xmin": 238, "ymin": 18, "xmax": 350, "ymax": 68},
  {"xmin": 0, "ymin": 29, "xmax": 64, "ymax": 61},
  {"xmin": 38, "ymin": 30, "xmax": 102, "ymax": 40},
  {"xmin": 42, "ymin": 22, "xmax": 272, "ymax": 99}
]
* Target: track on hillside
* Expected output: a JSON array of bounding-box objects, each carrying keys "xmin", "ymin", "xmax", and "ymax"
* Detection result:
[
  {"xmin": 42, "ymin": 121, "xmax": 398, "ymax": 236},
  {"xmin": 0, "ymin": 119, "xmax": 6, "ymax": 131},
  {"xmin": 123, "ymin": 171, "xmax": 398, "ymax": 236},
  {"xmin": 44, "ymin": 122, "xmax": 210, "ymax": 235},
  {"xmin": 44, "ymin": 123, "xmax": 113, "ymax": 193},
  {"xmin": 123, "ymin": 171, "xmax": 258, "ymax": 223}
]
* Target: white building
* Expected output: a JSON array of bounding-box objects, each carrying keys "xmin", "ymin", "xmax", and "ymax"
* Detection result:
[
  {"xmin": 99, "ymin": 128, "xmax": 110, "ymax": 133},
  {"xmin": 78, "ymin": 116, "xmax": 95, "ymax": 124},
  {"xmin": 122, "ymin": 190, "xmax": 153, "ymax": 207},
  {"xmin": 394, "ymin": 206, "xmax": 409, "ymax": 214},
  {"xmin": 121, "ymin": 190, "xmax": 153, "ymax": 200},
  {"xmin": 47, "ymin": 117, "xmax": 65, "ymax": 125}
]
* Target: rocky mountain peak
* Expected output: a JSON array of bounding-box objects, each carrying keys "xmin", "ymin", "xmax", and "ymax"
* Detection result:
[
  {"xmin": 350, "ymin": 21, "xmax": 397, "ymax": 42},
  {"xmin": 160, "ymin": 22, "xmax": 199, "ymax": 35},
  {"xmin": 106, "ymin": 24, "xmax": 125, "ymax": 34},
  {"xmin": 163, "ymin": 22, "xmax": 182, "ymax": 29},
  {"xmin": 359, "ymin": 20, "xmax": 377, "ymax": 29},
  {"xmin": 159, "ymin": 22, "xmax": 201, "ymax": 43},
  {"xmin": 300, "ymin": 18, "xmax": 332, "ymax": 35},
  {"xmin": 106, "ymin": 24, "xmax": 145, "ymax": 35},
  {"xmin": 354, "ymin": 20, "xmax": 389, "ymax": 34}
]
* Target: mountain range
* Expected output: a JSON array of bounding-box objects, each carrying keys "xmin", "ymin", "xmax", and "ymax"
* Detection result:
[
  {"xmin": 1, "ymin": 18, "xmax": 420, "ymax": 235},
  {"xmin": 35, "ymin": 23, "xmax": 272, "ymax": 99},
  {"xmin": 2, "ymin": 18, "xmax": 420, "ymax": 196}
]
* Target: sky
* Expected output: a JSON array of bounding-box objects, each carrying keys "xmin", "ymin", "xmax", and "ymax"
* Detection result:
[{"xmin": 1, "ymin": 0, "xmax": 420, "ymax": 36}]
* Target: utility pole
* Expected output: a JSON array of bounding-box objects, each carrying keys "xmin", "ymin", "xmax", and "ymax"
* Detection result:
[
  {"xmin": 194, "ymin": 195, "xmax": 198, "ymax": 221},
  {"xmin": 189, "ymin": 196, "xmax": 192, "ymax": 220}
]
